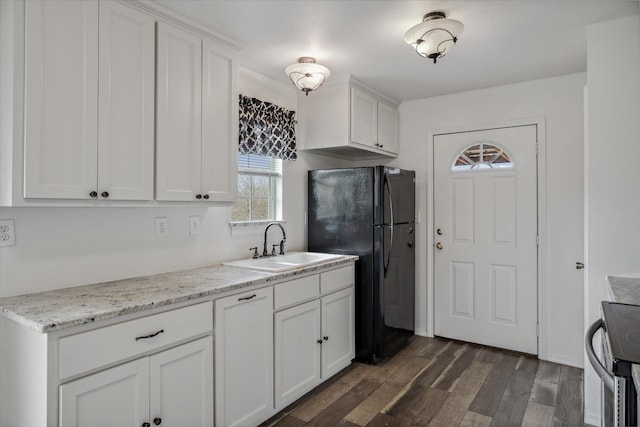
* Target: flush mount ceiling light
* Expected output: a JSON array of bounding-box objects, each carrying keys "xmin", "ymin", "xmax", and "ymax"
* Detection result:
[
  {"xmin": 404, "ymin": 11, "xmax": 464, "ymax": 63},
  {"xmin": 285, "ymin": 57, "xmax": 330, "ymax": 96}
]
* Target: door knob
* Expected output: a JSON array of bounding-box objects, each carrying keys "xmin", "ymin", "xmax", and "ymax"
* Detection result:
[
  {"xmin": 436, "ymin": 242, "xmax": 444, "ymax": 250},
  {"xmin": 436, "ymin": 228, "xmax": 444, "ymax": 235}
]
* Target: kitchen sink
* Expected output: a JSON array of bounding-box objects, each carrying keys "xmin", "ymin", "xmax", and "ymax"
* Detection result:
[{"xmin": 223, "ymin": 252, "xmax": 344, "ymax": 272}]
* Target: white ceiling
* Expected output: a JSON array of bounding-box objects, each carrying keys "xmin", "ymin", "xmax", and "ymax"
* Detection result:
[{"xmin": 154, "ymin": 0, "xmax": 639, "ymax": 102}]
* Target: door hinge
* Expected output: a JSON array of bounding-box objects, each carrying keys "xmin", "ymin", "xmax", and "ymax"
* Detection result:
[
  {"xmin": 536, "ymin": 235, "xmax": 539, "ymax": 246},
  {"xmin": 536, "ymin": 324, "xmax": 539, "ymax": 337}
]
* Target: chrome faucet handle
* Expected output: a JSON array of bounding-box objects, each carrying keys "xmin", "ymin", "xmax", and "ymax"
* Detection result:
[{"xmin": 249, "ymin": 247, "xmax": 259, "ymax": 259}]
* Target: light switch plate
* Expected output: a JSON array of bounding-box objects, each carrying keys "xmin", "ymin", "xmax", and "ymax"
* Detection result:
[{"xmin": 189, "ymin": 216, "xmax": 201, "ymax": 235}]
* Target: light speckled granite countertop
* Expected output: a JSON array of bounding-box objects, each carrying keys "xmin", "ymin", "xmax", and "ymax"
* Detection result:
[
  {"xmin": 0, "ymin": 255, "xmax": 358, "ymax": 333},
  {"xmin": 607, "ymin": 275, "xmax": 640, "ymax": 305}
]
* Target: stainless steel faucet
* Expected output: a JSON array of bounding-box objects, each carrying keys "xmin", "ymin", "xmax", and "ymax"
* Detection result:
[{"xmin": 263, "ymin": 222, "xmax": 286, "ymax": 257}]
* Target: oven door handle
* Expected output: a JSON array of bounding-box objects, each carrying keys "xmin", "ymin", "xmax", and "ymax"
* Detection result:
[{"xmin": 586, "ymin": 318, "xmax": 615, "ymax": 392}]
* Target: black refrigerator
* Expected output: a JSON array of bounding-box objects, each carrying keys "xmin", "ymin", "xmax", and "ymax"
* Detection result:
[{"xmin": 308, "ymin": 166, "xmax": 415, "ymax": 364}]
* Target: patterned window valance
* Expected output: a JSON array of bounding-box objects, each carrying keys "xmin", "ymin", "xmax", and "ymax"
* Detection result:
[{"xmin": 239, "ymin": 95, "xmax": 297, "ymax": 161}]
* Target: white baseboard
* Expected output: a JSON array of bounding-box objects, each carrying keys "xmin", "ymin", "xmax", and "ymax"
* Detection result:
[
  {"xmin": 584, "ymin": 410, "xmax": 599, "ymax": 426},
  {"xmin": 414, "ymin": 328, "xmax": 429, "ymax": 337},
  {"xmin": 543, "ymin": 353, "xmax": 584, "ymax": 369}
]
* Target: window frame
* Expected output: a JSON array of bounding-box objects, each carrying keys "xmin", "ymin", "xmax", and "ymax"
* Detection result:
[{"xmin": 231, "ymin": 154, "xmax": 283, "ymax": 224}]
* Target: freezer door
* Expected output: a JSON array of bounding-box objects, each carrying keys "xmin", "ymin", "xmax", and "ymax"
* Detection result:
[
  {"xmin": 383, "ymin": 167, "xmax": 415, "ymax": 225},
  {"xmin": 308, "ymin": 168, "xmax": 374, "ymax": 254}
]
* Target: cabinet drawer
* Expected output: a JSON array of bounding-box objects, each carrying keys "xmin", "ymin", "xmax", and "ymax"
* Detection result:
[
  {"xmin": 58, "ymin": 301, "xmax": 212, "ymax": 380},
  {"xmin": 274, "ymin": 275, "xmax": 319, "ymax": 310},
  {"xmin": 320, "ymin": 265, "xmax": 355, "ymax": 295}
]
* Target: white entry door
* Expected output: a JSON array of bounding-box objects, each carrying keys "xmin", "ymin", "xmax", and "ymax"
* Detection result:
[{"xmin": 433, "ymin": 125, "xmax": 538, "ymax": 354}]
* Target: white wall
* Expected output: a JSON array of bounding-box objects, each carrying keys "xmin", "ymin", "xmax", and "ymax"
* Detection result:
[
  {"xmin": 0, "ymin": 67, "xmax": 344, "ymax": 298},
  {"xmin": 387, "ymin": 73, "xmax": 586, "ymax": 367},
  {"xmin": 584, "ymin": 15, "xmax": 640, "ymax": 426}
]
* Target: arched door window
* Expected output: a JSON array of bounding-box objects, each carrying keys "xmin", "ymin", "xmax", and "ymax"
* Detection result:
[{"xmin": 452, "ymin": 143, "xmax": 513, "ymax": 171}]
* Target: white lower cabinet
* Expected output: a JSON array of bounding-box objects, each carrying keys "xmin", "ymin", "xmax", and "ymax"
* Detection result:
[
  {"xmin": 321, "ymin": 287, "xmax": 355, "ymax": 378},
  {"xmin": 60, "ymin": 336, "xmax": 213, "ymax": 427},
  {"xmin": 215, "ymin": 287, "xmax": 274, "ymax": 427},
  {"xmin": 59, "ymin": 357, "xmax": 149, "ymax": 427},
  {"xmin": 273, "ymin": 266, "xmax": 356, "ymax": 412},
  {"xmin": 274, "ymin": 299, "xmax": 322, "ymax": 408}
]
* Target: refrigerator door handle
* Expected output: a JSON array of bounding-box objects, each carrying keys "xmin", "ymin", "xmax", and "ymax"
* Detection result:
[
  {"xmin": 384, "ymin": 173, "xmax": 395, "ymax": 226},
  {"xmin": 384, "ymin": 224, "xmax": 394, "ymax": 277},
  {"xmin": 384, "ymin": 174, "xmax": 394, "ymax": 276}
]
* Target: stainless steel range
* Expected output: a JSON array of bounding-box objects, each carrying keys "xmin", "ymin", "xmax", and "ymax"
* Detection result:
[{"xmin": 586, "ymin": 302, "xmax": 640, "ymax": 427}]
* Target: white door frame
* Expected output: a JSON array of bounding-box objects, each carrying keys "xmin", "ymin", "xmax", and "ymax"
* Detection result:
[{"xmin": 426, "ymin": 116, "xmax": 548, "ymax": 360}]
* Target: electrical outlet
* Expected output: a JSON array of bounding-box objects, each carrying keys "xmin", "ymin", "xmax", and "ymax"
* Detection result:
[
  {"xmin": 0, "ymin": 219, "xmax": 16, "ymax": 247},
  {"xmin": 155, "ymin": 217, "xmax": 168, "ymax": 238},
  {"xmin": 189, "ymin": 216, "xmax": 201, "ymax": 235}
]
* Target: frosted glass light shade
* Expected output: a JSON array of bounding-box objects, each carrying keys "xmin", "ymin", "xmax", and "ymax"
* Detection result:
[
  {"xmin": 285, "ymin": 57, "xmax": 330, "ymax": 95},
  {"xmin": 404, "ymin": 12, "xmax": 464, "ymax": 63}
]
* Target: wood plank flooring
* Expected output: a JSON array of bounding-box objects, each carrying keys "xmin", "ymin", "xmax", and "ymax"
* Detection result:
[{"xmin": 263, "ymin": 336, "xmax": 585, "ymax": 427}]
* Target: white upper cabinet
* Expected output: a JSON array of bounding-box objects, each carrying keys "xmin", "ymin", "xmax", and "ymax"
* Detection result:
[
  {"xmin": 298, "ymin": 75, "xmax": 399, "ymax": 159},
  {"xmin": 201, "ymin": 40, "xmax": 238, "ymax": 202},
  {"xmin": 156, "ymin": 22, "xmax": 203, "ymax": 202},
  {"xmin": 0, "ymin": 0, "xmax": 238, "ymax": 206},
  {"xmin": 23, "ymin": 0, "xmax": 99, "ymax": 200},
  {"xmin": 23, "ymin": 0, "xmax": 155, "ymax": 201},
  {"xmin": 156, "ymin": 23, "xmax": 238, "ymax": 202},
  {"xmin": 350, "ymin": 87, "xmax": 379, "ymax": 148},
  {"xmin": 97, "ymin": 1, "xmax": 155, "ymax": 201},
  {"xmin": 377, "ymin": 99, "xmax": 400, "ymax": 154}
]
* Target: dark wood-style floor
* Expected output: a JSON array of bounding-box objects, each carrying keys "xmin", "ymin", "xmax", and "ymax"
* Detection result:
[{"xmin": 263, "ymin": 336, "xmax": 585, "ymax": 427}]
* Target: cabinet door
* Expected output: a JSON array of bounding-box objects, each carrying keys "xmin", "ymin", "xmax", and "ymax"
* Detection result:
[
  {"xmin": 215, "ymin": 288, "xmax": 274, "ymax": 427},
  {"xmin": 274, "ymin": 300, "xmax": 321, "ymax": 409},
  {"xmin": 350, "ymin": 87, "xmax": 378, "ymax": 148},
  {"xmin": 149, "ymin": 337, "xmax": 213, "ymax": 427},
  {"xmin": 98, "ymin": 1, "xmax": 155, "ymax": 200},
  {"xmin": 201, "ymin": 40, "xmax": 238, "ymax": 202},
  {"xmin": 377, "ymin": 100, "xmax": 399, "ymax": 154},
  {"xmin": 24, "ymin": 0, "xmax": 98, "ymax": 199},
  {"xmin": 59, "ymin": 358, "xmax": 149, "ymax": 427},
  {"xmin": 156, "ymin": 22, "xmax": 202, "ymax": 201},
  {"xmin": 321, "ymin": 287, "xmax": 355, "ymax": 379}
]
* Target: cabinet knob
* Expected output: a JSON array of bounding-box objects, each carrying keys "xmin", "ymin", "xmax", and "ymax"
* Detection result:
[
  {"xmin": 317, "ymin": 339, "xmax": 323, "ymax": 344},
  {"xmin": 153, "ymin": 417, "xmax": 162, "ymax": 425},
  {"xmin": 142, "ymin": 423, "xmax": 150, "ymax": 427},
  {"xmin": 203, "ymin": 194, "xmax": 209, "ymax": 199},
  {"xmin": 323, "ymin": 336, "xmax": 329, "ymax": 341},
  {"xmin": 89, "ymin": 191, "xmax": 98, "ymax": 198},
  {"xmin": 101, "ymin": 191, "xmax": 109, "ymax": 198},
  {"xmin": 407, "ymin": 241, "xmax": 414, "ymax": 248},
  {"xmin": 195, "ymin": 194, "xmax": 202, "ymax": 199}
]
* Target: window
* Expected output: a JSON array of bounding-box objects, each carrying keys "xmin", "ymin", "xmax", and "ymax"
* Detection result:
[
  {"xmin": 233, "ymin": 95, "xmax": 295, "ymax": 224},
  {"xmin": 452, "ymin": 143, "xmax": 513, "ymax": 171},
  {"xmin": 231, "ymin": 154, "xmax": 282, "ymax": 222}
]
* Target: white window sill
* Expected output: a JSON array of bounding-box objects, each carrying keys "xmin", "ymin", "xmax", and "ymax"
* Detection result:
[{"xmin": 229, "ymin": 220, "xmax": 286, "ymax": 237}]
